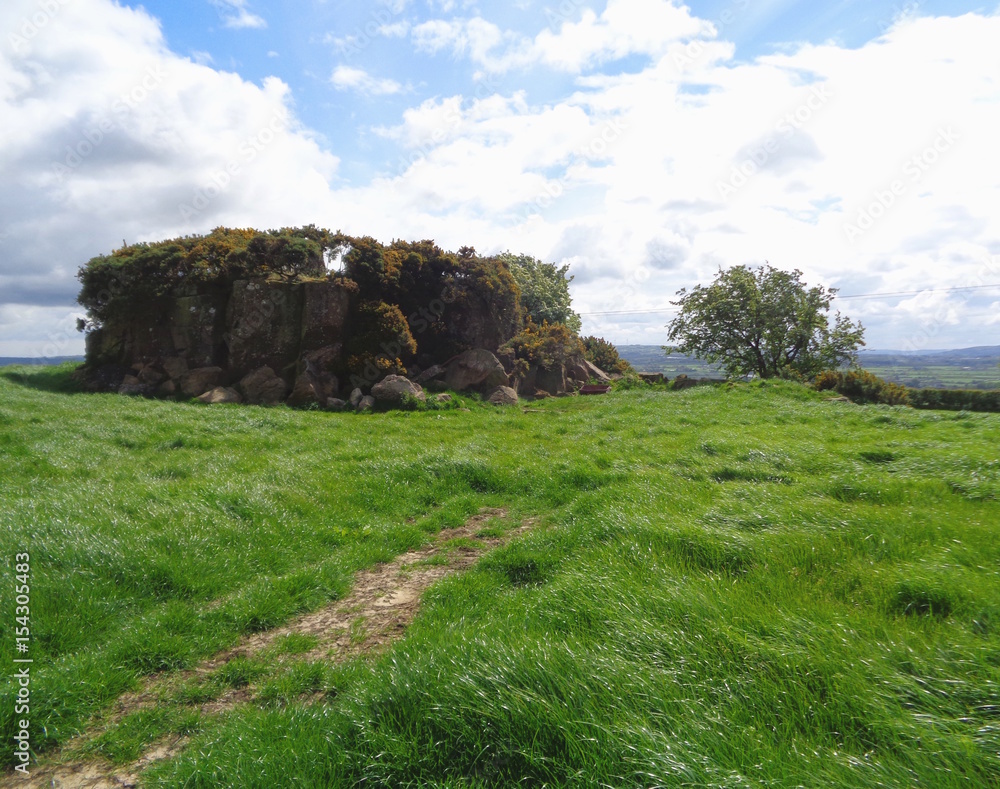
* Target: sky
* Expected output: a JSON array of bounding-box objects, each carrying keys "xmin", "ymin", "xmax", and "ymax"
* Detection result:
[{"xmin": 1, "ymin": 0, "xmax": 999, "ymax": 358}]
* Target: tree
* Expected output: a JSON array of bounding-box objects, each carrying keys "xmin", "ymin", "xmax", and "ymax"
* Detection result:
[
  {"xmin": 665, "ymin": 264, "xmax": 865, "ymax": 379},
  {"xmin": 582, "ymin": 336, "xmax": 633, "ymax": 375},
  {"xmin": 497, "ymin": 252, "xmax": 582, "ymax": 334}
]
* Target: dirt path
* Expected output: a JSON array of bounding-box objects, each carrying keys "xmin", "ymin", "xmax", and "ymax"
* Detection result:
[{"xmin": 6, "ymin": 508, "xmax": 529, "ymax": 789}]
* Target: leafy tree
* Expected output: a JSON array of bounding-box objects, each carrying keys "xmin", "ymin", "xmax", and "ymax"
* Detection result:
[
  {"xmin": 665, "ymin": 264, "xmax": 865, "ymax": 379},
  {"xmin": 497, "ymin": 252, "xmax": 582, "ymax": 334}
]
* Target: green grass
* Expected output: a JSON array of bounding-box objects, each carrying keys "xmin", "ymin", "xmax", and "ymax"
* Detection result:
[{"xmin": 2, "ymin": 364, "xmax": 999, "ymax": 786}]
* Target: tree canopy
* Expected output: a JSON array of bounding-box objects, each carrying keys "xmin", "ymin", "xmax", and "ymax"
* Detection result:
[
  {"xmin": 497, "ymin": 252, "xmax": 582, "ymax": 334},
  {"xmin": 665, "ymin": 264, "xmax": 865, "ymax": 379}
]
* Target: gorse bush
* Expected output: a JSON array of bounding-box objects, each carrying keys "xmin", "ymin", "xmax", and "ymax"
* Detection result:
[
  {"xmin": 500, "ymin": 319, "xmax": 584, "ymax": 369},
  {"xmin": 814, "ymin": 369, "xmax": 910, "ymax": 405},
  {"xmin": 582, "ymin": 336, "xmax": 633, "ymax": 375}
]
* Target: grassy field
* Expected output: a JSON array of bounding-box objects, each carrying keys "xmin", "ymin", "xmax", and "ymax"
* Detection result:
[{"xmin": 1, "ymin": 364, "xmax": 999, "ymax": 787}]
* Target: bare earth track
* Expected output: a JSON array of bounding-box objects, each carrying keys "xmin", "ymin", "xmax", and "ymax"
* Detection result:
[{"xmin": 6, "ymin": 508, "xmax": 528, "ymax": 789}]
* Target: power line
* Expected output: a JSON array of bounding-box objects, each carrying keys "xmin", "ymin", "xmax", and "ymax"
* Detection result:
[{"xmin": 578, "ymin": 282, "xmax": 1000, "ymax": 317}]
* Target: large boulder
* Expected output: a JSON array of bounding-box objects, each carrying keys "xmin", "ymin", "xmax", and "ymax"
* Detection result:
[
  {"xmin": 239, "ymin": 366, "xmax": 289, "ymax": 405},
  {"xmin": 487, "ymin": 386, "xmax": 519, "ymax": 405},
  {"xmin": 349, "ymin": 387, "xmax": 364, "ymax": 408},
  {"xmin": 414, "ymin": 364, "xmax": 446, "ymax": 385},
  {"xmin": 534, "ymin": 363, "xmax": 567, "ymax": 397},
  {"xmin": 162, "ymin": 356, "xmax": 189, "ymax": 380},
  {"xmin": 179, "ymin": 366, "xmax": 226, "ymax": 397},
  {"xmin": 371, "ymin": 375, "xmax": 426, "ymax": 406},
  {"xmin": 287, "ymin": 346, "xmax": 341, "ymax": 407},
  {"xmin": 198, "ymin": 386, "xmax": 242, "ymax": 404},
  {"xmin": 225, "ymin": 280, "xmax": 304, "ymax": 377},
  {"xmin": 444, "ymin": 349, "xmax": 508, "ymax": 393},
  {"xmin": 566, "ymin": 355, "xmax": 612, "ymax": 384},
  {"xmin": 585, "ymin": 360, "xmax": 612, "ymax": 383}
]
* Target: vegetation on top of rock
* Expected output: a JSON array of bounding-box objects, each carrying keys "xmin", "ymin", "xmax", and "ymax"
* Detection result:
[
  {"xmin": 499, "ymin": 319, "xmax": 585, "ymax": 371},
  {"xmin": 582, "ymin": 335, "xmax": 633, "ymax": 376},
  {"xmin": 666, "ymin": 264, "xmax": 866, "ymax": 379},
  {"xmin": 497, "ymin": 252, "xmax": 581, "ymax": 334}
]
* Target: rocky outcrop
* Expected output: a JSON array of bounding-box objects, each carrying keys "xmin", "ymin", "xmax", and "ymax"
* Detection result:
[
  {"xmin": 371, "ymin": 375, "xmax": 425, "ymax": 406},
  {"xmin": 443, "ymin": 349, "xmax": 508, "ymax": 393}
]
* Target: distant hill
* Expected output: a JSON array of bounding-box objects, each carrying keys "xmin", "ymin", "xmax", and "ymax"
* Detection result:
[
  {"xmin": 0, "ymin": 356, "xmax": 84, "ymax": 367},
  {"xmin": 617, "ymin": 345, "xmax": 1000, "ymax": 390}
]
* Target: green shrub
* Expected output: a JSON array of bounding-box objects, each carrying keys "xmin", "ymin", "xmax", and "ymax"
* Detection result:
[
  {"xmin": 908, "ymin": 388, "xmax": 1000, "ymax": 412},
  {"xmin": 581, "ymin": 336, "xmax": 633, "ymax": 375},
  {"xmin": 500, "ymin": 319, "xmax": 584, "ymax": 369},
  {"xmin": 813, "ymin": 369, "xmax": 910, "ymax": 405}
]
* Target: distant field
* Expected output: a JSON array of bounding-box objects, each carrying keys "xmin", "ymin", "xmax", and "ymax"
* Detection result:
[
  {"xmin": 619, "ymin": 344, "xmax": 1000, "ymax": 389},
  {"xmin": 1, "ymin": 364, "xmax": 999, "ymax": 787}
]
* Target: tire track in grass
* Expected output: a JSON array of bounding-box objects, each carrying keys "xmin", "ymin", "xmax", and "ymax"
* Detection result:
[{"xmin": 6, "ymin": 508, "xmax": 532, "ymax": 789}]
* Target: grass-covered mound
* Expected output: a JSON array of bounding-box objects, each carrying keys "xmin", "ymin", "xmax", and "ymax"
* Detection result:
[{"xmin": 1, "ymin": 365, "xmax": 998, "ymax": 786}]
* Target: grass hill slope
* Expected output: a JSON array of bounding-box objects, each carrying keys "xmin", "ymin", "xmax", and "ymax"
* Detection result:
[{"xmin": 1, "ymin": 365, "xmax": 998, "ymax": 787}]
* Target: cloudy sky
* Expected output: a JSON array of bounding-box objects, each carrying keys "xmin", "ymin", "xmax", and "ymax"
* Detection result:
[{"xmin": 2, "ymin": 0, "xmax": 999, "ymax": 357}]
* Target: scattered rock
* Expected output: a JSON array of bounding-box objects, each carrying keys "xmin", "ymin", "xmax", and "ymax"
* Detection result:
[
  {"xmin": 444, "ymin": 349, "xmax": 508, "ymax": 393},
  {"xmin": 161, "ymin": 356, "xmax": 189, "ymax": 380},
  {"xmin": 179, "ymin": 366, "xmax": 226, "ymax": 397},
  {"xmin": 287, "ymin": 346, "xmax": 342, "ymax": 406},
  {"xmin": 198, "ymin": 386, "xmax": 242, "ymax": 404},
  {"xmin": 584, "ymin": 360, "xmax": 612, "ymax": 383},
  {"xmin": 157, "ymin": 379, "xmax": 177, "ymax": 396},
  {"xmin": 435, "ymin": 393, "xmax": 453, "ymax": 403},
  {"xmin": 326, "ymin": 398, "xmax": 347, "ymax": 411},
  {"xmin": 136, "ymin": 365, "xmax": 166, "ymax": 386},
  {"xmin": 638, "ymin": 372, "xmax": 665, "ymax": 384},
  {"xmin": 357, "ymin": 395, "xmax": 376, "ymax": 412},
  {"xmin": 349, "ymin": 388, "xmax": 364, "ymax": 408},
  {"xmin": 371, "ymin": 375, "xmax": 426, "ymax": 405},
  {"xmin": 239, "ymin": 366, "xmax": 289, "ymax": 406},
  {"xmin": 118, "ymin": 379, "xmax": 149, "ymax": 396},
  {"xmin": 415, "ymin": 364, "xmax": 447, "ymax": 384},
  {"xmin": 487, "ymin": 386, "xmax": 519, "ymax": 405}
]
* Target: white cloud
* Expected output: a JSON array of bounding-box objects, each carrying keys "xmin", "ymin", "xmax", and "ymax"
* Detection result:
[
  {"xmin": 411, "ymin": 0, "xmax": 710, "ymax": 74},
  {"xmin": 331, "ymin": 65, "xmax": 404, "ymax": 96},
  {"xmin": 210, "ymin": 0, "xmax": 266, "ymax": 30},
  {"xmin": 0, "ymin": 0, "xmax": 335, "ymax": 355},
  {"xmin": 1, "ymin": 1, "xmax": 998, "ymax": 355}
]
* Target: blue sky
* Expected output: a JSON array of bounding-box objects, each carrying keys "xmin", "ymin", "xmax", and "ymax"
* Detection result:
[{"xmin": 2, "ymin": 0, "xmax": 999, "ymax": 356}]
